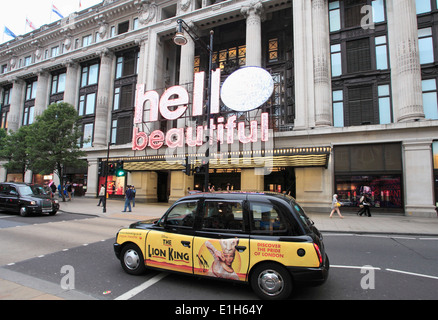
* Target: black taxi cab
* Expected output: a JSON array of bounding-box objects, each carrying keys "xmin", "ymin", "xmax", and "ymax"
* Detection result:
[
  {"xmin": 114, "ymin": 192, "xmax": 329, "ymax": 300},
  {"xmin": 0, "ymin": 182, "xmax": 59, "ymax": 217}
]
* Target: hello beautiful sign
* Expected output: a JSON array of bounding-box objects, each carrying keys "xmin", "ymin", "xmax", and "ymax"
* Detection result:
[{"xmin": 132, "ymin": 67, "xmax": 274, "ymax": 151}]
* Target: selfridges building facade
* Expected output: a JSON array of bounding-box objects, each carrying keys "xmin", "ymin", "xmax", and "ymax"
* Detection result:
[{"xmin": 0, "ymin": 0, "xmax": 437, "ymax": 217}]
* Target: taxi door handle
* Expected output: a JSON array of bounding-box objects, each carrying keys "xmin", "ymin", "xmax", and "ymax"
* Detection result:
[
  {"xmin": 235, "ymin": 246, "xmax": 247, "ymax": 252},
  {"xmin": 181, "ymin": 241, "xmax": 191, "ymax": 248}
]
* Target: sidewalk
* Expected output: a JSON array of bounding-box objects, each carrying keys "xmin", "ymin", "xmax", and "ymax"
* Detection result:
[
  {"xmin": 1, "ymin": 196, "xmax": 437, "ymax": 301},
  {"xmin": 59, "ymin": 196, "xmax": 438, "ymax": 236}
]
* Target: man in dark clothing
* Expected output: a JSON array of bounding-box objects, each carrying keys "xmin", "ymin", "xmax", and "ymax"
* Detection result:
[{"xmin": 122, "ymin": 185, "xmax": 134, "ymax": 212}]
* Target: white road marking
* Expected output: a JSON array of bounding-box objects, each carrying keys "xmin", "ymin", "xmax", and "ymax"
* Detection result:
[
  {"xmin": 385, "ymin": 268, "xmax": 438, "ymax": 281},
  {"xmin": 114, "ymin": 273, "xmax": 168, "ymax": 300},
  {"xmin": 332, "ymin": 265, "xmax": 438, "ymax": 280},
  {"xmin": 331, "ymin": 265, "xmax": 381, "ymax": 270}
]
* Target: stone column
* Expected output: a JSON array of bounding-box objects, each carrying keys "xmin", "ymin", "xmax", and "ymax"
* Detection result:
[
  {"xmin": 34, "ymin": 71, "xmax": 50, "ymax": 117},
  {"xmin": 94, "ymin": 50, "xmax": 115, "ymax": 148},
  {"xmin": 241, "ymin": 0, "xmax": 264, "ymax": 67},
  {"xmin": 403, "ymin": 140, "xmax": 436, "ymax": 217},
  {"xmin": 87, "ymin": 158, "xmax": 99, "ymax": 198},
  {"xmin": 7, "ymin": 78, "xmax": 25, "ymax": 133},
  {"xmin": 293, "ymin": 0, "xmax": 315, "ymax": 130},
  {"xmin": 312, "ymin": 0, "xmax": 332, "ymax": 127},
  {"xmin": 387, "ymin": 0, "xmax": 424, "ymax": 122},
  {"xmin": 64, "ymin": 60, "xmax": 80, "ymax": 107}
]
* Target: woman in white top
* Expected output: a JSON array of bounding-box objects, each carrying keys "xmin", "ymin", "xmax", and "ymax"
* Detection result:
[{"xmin": 329, "ymin": 194, "xmax": 344, "ymax": 219}]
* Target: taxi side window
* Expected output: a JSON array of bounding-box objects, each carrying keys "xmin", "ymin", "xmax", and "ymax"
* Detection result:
[
  {"xmin": 165, "ymin": 201, "xmax": 197, "ymax": 228},
  {"xmin": 250, "ymin": 202, "xmax": 287, "ymax": 235},
  {"xmin": 201, "ymin": 201, "xmax": 244, "ymax": 231}
]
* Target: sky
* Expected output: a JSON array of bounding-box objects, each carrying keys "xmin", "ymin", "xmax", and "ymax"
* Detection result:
[{"xmin": 1, "ymin": 0, "xmax": 103, "ymax": 43}]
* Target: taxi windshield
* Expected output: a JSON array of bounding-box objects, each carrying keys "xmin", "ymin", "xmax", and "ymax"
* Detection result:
[{"xmin": 17, "ymin": 186, "xmax": 36, "ymax": 196}]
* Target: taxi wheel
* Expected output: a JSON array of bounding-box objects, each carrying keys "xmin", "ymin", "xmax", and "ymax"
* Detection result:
[
  {"xmin": 19, "ymin": 207, "xmax": 29, "ymax": 217},
  {"xmin": 121, "ymin": 244, "xmax": 146, "ymax": 275},
  {"xmin": 250, "ymin": 263, "xmax": 292, "ymax": 300}
]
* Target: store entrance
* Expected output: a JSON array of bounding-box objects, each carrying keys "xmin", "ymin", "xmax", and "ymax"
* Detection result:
[
  {"xmin": 157, "ymin": 171, "xmax": 169, "ymax": 202},
  {"xmin": 264, "ymin": 167, "xmax": 296, "ymax": 197},
  {"xmin": 194, "ymin": 171, "xmax": 241, "ymax": 192}
]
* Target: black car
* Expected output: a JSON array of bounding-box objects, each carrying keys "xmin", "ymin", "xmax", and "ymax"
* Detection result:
[
  {"xmin": 114, "ymin": 191, "xmax": 329, "ymax": 300},
  {"xmin": 0, "ymin": 182, "xmax": 59, "ymax": 217}
]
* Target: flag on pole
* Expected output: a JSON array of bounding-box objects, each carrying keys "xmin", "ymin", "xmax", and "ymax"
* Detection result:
[
  {"xmin": 79, "ymin": 0, "xmax": 82, "ymax": 9},
  {"xmin": 26, "ymin": 18, "xmax": 37, "ymax": 31},
  {"xmin": 52, "ymin": 5, "xmax": 64, "ymax": 19},
  {"xmin": 4, "ymin": 26, "xmax": 16, "ymax": 39}
]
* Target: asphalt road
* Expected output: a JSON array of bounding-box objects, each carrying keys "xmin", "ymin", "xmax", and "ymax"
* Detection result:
[{"xmin": 1, "ymin": 212, "xmax": 438, "ymax": 302}]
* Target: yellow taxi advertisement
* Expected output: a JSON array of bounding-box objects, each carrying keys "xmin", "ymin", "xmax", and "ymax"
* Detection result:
[
  {"xmin": 194, "ymin": 237, "xmax": 250, "ymax": 281},
  {"xmin": 145, "ymin": 230, "xmax": 193, "ymax": 274},
  {"xmin": 114, "ymin": 192, "xmax": 329, "ymax": 300},
  {"xmin": 249, "ymin": 240, "xmax": 321, "ymax": 269}
]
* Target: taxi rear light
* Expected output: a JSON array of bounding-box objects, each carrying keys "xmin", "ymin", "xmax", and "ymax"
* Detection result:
[{"xmin": 313, "ymin": 243, "xmax": 323, "ymax": 265}]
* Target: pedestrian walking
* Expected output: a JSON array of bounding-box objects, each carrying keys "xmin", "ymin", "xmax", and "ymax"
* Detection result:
[
  {"xmin": 131, "ymin": 185, "xmax": 136, "ymax": 207},
  {"xmin": 357, "ymin": 193, "xmax": 372, "ymax": 217},
  {"xmin": 66, "ymin": 181, "xmax": 72, "ymax": 201},
  {"xmin": 329, "ymin": 194, "xmax": 344, "ymax": 219},
  {"xmin": 122, "ymin": 185, "xmax": 134, "ymax": 212},
  {"xmin": 97, "ymin": 184, "xmax": 105, "ymax": 207}
]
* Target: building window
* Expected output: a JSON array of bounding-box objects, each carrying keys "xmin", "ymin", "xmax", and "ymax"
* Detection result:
[
  {"xmin": 51, "ymin": 46, "xmax": 59, "ymax": 57},
  {"xmin": 2, "ymin": 87, "xmax": 11, "ymax": 106},
  {"xmin": 329, "ymin": 1, "xmax": 341, "ymax": 32},
  {"xmin": 133, "ymin": 18, "xmax": 139, "ymax": 30},
  {"xmin": 23, "ymin": 106, "xmax": 35, "ymax": 126},
  {"xmin": 51, "ymin": 72, "xmax": 66, "ymax": 94},
  {"xmin": 331, "ymin": 44, "xmax": 342, "ymax": 77},
  {"xmin": 24, "ymin": 56, "xmax": 32, "ymax": 67},
  {"xmin": 110, "ymin": 116, "xmax": 132, "ymax": 145},
  {"xmin": 344, "ymin": 0, "xmax": 368, "ymax": 28},
  {"xmin": 346, "ymin": 38, "xmax": 371, "ymax": 73},
  {"xmin": 81, "ymin": 123, "xmax": 94, "ymax": 148},
  {"xmin": 78, "ymin": 93, "xmax": 96, "ymax": 116},
  {"xmin": 1, "ymin": 64, "xmax": 7, "ymax": 74},
  {"xmin": 416, "ymin": 0, "xmax": 432, "ymax": 14},
  {"xmin": 334, "ymin": 143, "xmax": 403, "ymax": 211},
  {"xmin": 112, "ymin": 49, "xmax": 138, "ymax": 146},
  {"xmin": 371, "ymin": 0, "xmax": 386, "ymax": 23},
  {"xmin": 347, "ymin": 85, "xmax": 374, "ymax": 126},
  {"xmin": 81, "ymin": 63, "xmax": 99, "ymax": 87},
  {"xmin": 211, "ymin": 45, "xmax": 246, "ymax": 73},
  {"xmin": 418, "ymin": 27, "xmax": 434, "ymax": 64},
  {"xmin": 1, "ymin": 86, "xmax": 11, "ymax": 130},
  {"xmin": 118, "ymin": 21, "xmax": 129, "ymax": 35},
  {"xmin": 82, "ymin": 35, "xmax": 93, "ymax": 47},
  {"xmin": 23, "ymin": 80, "xmax": 37, "ymax": 126},
  {"xmin": 333, "ymin": 90, "xmax": 344, "ymax": 127},
  {"xmin": 0, "ymin": 111, "xmax": 7, "ymax": 129},
  {"xmin": 375, "ymin": 35, "xmax": 388, "ymax": 70},
  {"xmin": 378, "ymin": 84, "xmax": 392, "ymax": 124},
  {"xmin": 78, "ymin": 61, "xmax": 99, "ymax": 147},
  {"xmin": 268, "ymin": 38, "xmax": 279, "ymax": 62},
  {"xmin": 26, "ymin": 81, "xmax": 37, "ymax": 101},
  {"xmin": 115, "ymin": 51, "xmax": 138, "ymax": 79},
  {"xmin": 422, "ymin": 79, "xmax": 438, "ymax": 119}
]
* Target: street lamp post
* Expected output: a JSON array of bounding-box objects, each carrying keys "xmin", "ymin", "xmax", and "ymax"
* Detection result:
[
  {"xmin": 103, "ymin": 142, "xmax": 114, "ymax": 213},
  {"xmin": 174, "ymin": 19, "xmax": 214, "ymax": 192}
]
